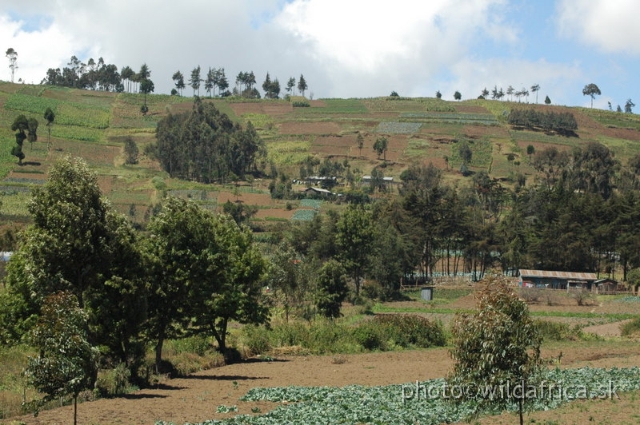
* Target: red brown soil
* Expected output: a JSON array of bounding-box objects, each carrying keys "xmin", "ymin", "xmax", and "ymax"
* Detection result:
[
  {"xmin": 278, "ymin": 121, "xmax": 341, "ymax": 135},
  {"xmin": 12, "ymin": 344, "xmax": 640, "ymax": 425},
  {"xmin": 217, "ymin": 191, "xmax": 274, "ymax": 207},
  {"xmin": 254, "ymin": 208, "xmax": 294, "ymax": 220}
]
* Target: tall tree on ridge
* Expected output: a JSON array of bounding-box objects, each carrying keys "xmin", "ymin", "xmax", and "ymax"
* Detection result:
[
  {"xmin": 172, "ymin": 70, "xmax": 185, "ymax": 96},
  {"xmin": 6, "ymin": 48, "xmax": 18, "ymax": 83},
  {"xmin": 583, "ymin": 83, "xmax": 601, "ymax": 108},
  {"xmin": 298, "ymin": 74, "xmax": 308, "ymax": 97},
  {"xmin": 190, "ymin": 66, "xmax": 201, "ymax": 96},
  {"xmin": 531, "ymin": 83, "xmax": 540, "ymax": 103}
]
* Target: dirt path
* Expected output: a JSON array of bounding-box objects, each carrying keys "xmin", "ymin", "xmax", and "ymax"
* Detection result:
[
  {"xmin": 9, "ymin": 345, "xmax": 640, "ymax": 425},
  {"xmin": 582, "ymin": 320, "xmax": 631, "ymax": 337}
]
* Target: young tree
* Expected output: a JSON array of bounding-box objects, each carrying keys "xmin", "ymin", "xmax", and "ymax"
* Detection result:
[
  {"xmin": 526, "ymin": 144, "xmax": 535, "ymax": 161},
  {"xmin": 506, "ymin": 85, "xmax": 514, "ymax": 101},
  {"xmin": 44, "ymin": 107, "xmax": 55, "ymax": 151},
  {"xmin": 298, "ymin": 74, "xmax": 308, "ymax": 97},
  {"xmin": 267, "ymin": 242, "xmax": 301, "ymax": 322},
  {"xmin": 139, "ymin": 78, "xmax": 154, "ymax": 111},
  {"xmin": 356, "ymin": 132, "xmax": 364, "ymax": 157},
  {"xmin": 449, "ymin": 274, "xmax": 542, "ymax": 425},
  {"xmin": 373, "ymin": 136, "xmax": 388, "ymax": 161},
  {"xmin": 454, "ymin": 90, "xmax": 462, "ymax": 101},
  {"xmin": 25, "ymin": 292, "xmax": 99, "ymax": 425},
  {"xmin": 124, "ymin": 137, "xmax": 139, "ymax": 164},
  {"xmin": 6, "ymin": 48, "xmax": 17, "ymax": 83},
  {"xmin": 582, "ymin": 83, "xmax": 601, "ymax": 108},
  {"xmin": 544, "ymin": 95, "xmax": 551, "ymax": 105},
  {"xmin": 27, "ymin": 117, "xmax": 38, "ymax": 150},
  {"xmin": 435, "ymin": 90, "xmax": 442, "ymax": 99},
  {"xmin": 315, "ymin": 259, "xmax": 348, "ymax": 318},
  {"xmin": 10, "ymin": 114, "xmax": 29, "ymax": 164},
  {"xmin": 480, "ymin": 87, "xmax": 489, "ymax": 98}
]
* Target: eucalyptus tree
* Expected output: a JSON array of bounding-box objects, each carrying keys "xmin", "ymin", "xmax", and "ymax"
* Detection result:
[
  {"xmin": 10, "ymin": 114, "xmax": 30, "ymax": 164},
  {"xmin": 453, "ymin": 90, "xmax": 461, "ymax": 101},
  {"xmin": 6, "ymin": 48, "xmax": 17, "ymax": 83},
  {"xmin": 449, "ymin": 274, "xmax": 542, "ymax": 425},
  {"xmin": 190, "ymin": 66, "xmax": 201, "ymax": 96},
  {"xmin": 172, "ymin": 70, "xmax": 185, "ymax": 95},
  {"xmin": 625, "ymin": 99, "xmax": 635, "ymax": 113},
  {"xmin": 373, "ymin": 136, "xmax": 388, "ymax": 161},
  {"xmin": 531, "ymin": 83, "xmax": 540, "ymax": 103},
  {"xmin": 582, "ymin": 83, "xmax": 601, "ymax": 108},
  {"xmin": 298, "ymin": 74, "xmax": 308, "ymax": 97},
  {"xmin": 336, "ymin": 204, "xmax": 374, "ymax": 297},
  {"xmin": 286, "ymin": 77, "xmax": 296, "ymax": 95}
]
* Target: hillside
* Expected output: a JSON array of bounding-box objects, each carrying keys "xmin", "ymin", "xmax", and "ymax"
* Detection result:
[{"xmin": 2, "ymin": 81, "xmax": 640, "ymax": 226}]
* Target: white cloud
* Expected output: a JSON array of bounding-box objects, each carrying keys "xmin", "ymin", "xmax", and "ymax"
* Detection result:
[{"xmin": 556, "ymin": 0, "xmax": 640, "ymax": 55}]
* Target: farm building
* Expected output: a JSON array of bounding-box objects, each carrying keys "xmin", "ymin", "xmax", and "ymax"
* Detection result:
[
  {"xmin": 303, "ymin": 187, "xmax": 333, "ymax": 197},
  {"xmin": 518, "ymin": 269, "xmax": 597, "ymax": 290},
  {"xmin": 593, "ymin": 278, "xmax": 619, "ymax": 294}
]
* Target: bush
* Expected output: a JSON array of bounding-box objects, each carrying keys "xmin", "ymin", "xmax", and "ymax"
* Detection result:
[
  {"xmin": 373, "ymin": 315, "xmax": 447, "ymax": 348},
  {"xmin": 352, "ymin": 322, "xmax": 385, "ymax": 350},
  {"xmin": 170, "ymin": 335, "xmax": 212, "ymax": 356},
  {"xmin": 534, "ymin": 320, "xmax": 582, "ymax": 341},
  {"xmin": 242, "ymin": 325, "xmax": 271, "ymax": 355},
  {"xmin": 292, "ymin": 101, "xmax": 310, "ymax": 107},
  {"xmin": 519, "ymin": 287, "xmax": 543, "ymax": 303},
  {"xmin": 94, "ymin": 363, "xmax": 132, "ymax": 397},
  {"xmin": 621, "ymin": 317, "xmax": 640, "ymax": 337},
  {"xmin": 571, "ymin": 289, "xmax": 597, "ymax": 306}
]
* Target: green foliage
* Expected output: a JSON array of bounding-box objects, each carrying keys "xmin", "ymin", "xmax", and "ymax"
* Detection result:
[
  {"xmin": 123, "ymin": 137, "xmax": 139, "ymax": 164},
  {"xmin": 24, "ymin": 291, "xmax": 99, "ymax": 423},
  {"xmin": 336, "ymin": 204, "xmax": 374, "ymax": 296},
  {"xmin": 315, "ymin": 259, "xmax": 348, "ymax": 318},
  {"xmin": 621, "ymin": 317, "xmax": 640, "ymax": 337},
  {"xmin": 400, "ymin": 111, "xmax": 498, "ymax": 125},
  {"xmin": 449, "ymin": 274, "xmax": 542, "ymax": 424},
  {"xmin": 291, "ymin": 209, "xmax": 317, "ymax": 221},
  {"xmin": 156, "ymin": 98, "xmax": 265, "ymax": 182},
  {"xmin": 534, "ymin": 320, "xmax": 584, "ymax": 341},
  {"xmin": 376, "ymin": 121, "xmax": 422, "ymax": 134},
  {"xmin": 508, "ymin": 109, "xmax": 578, "ymax": 135},
  {"xmin": 292, "ymin": 101, "xmax": 310, "ymax": 107}
]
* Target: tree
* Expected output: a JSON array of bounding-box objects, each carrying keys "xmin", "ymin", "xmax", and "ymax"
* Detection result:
[
  {"xmin": 24, "ymin": 292, "xmax": 99, "ymax": 425},
  {"xmin": 436, "ymin": 90, "xmax": 442, "ymax": 99},
  {"xmin": 454, "ymin": 91, "xmax": 462, "ymax": 101},
  {"xmin": 139, "ymin": 78, "xmax": 154, "ymax": 111},
  {"xmin": 449, "ymin": 274, "xmax": 542, "ymax": 425},
  {"xmin": 315, "ymin": 260, "xmax": 348, "ymax": 318},
  {"xmin": 188, "ymin": 210, "xmax": 268, "ymax": 362},
  {"xmin": 27, "ymin": 117, "xmax": 38, "ymax": 150},
  {"xmin": 480, "ymin": 87, "xmax": 489, "ymax": 98},
  {"xmin": 124, "ymin": 137, "xmax": 139, "ymax": 164},
  {"xmin": 373, "ymin": 136, "xmax": 388, "ymax": 162},
  {"xmin": 172, "ymin": 70, "xmax": 185, "ymax": 96},
  {"xmin": 356, "ymin": 132, "xmax": 364, "ymax": 157},
  {"xmin": 44, "ymin": 107, "xmax": 55, "ymax": 150},
  {"xmin": 10, "ymin": 114, "xmax": 29, "ymax": 164},
  {"xmin": 458, "ymin": 141, "xmax": 472, "ymax": 166},
  {"xmin": 190, "ymin": 66, "xmax": 201, "ymax": 96},
  {"xmin": 120, "ymin": 66, "xmax": 135, "ymax": 92},
  {"xmin": 6, "ymin": 48, "xmax": 17, "ymax": 83},
  {"xmin": 286, "ymin": 77, "xmax": 296, "ymax": 95},
  {"xmin": 582, "ymin": 83, "xmax": 601, "ymax": 108},
  {"xmin": 526, "ymin": 144, "xmax": 535, "ymax": 161},
  {"xmin": 531, "ymin": 83, "xmax": 540, "ymax": 103},
  {"xmin": 5, "ymin": 157, "xmax": 146, "ymax": 368},
  {"xmin": 267, "ymin": 242, "xmax": 301, "ymax": 322},
  {"xmin": 506, "ymin": 85, "xmax": 514, "ymax": 101},
  {"xmin": 544, "ymin": 95, "xmax": 551, "ymax": 105},
  {"xmin": 336, "ymin": 204, "xmax": 373, "ymax": 297},
  {"xmin": 625, "ymin": 99, "xmax": 635, "ymax": 114},
  {"xmin": 298, "ymin": 74, "xmax": 308, "ymax": 97}
]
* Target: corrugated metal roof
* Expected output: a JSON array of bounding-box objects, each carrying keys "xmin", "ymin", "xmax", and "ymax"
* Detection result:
[{"xmin": 519, "ymin": 269, "xmax": 597, "ymax": 281}]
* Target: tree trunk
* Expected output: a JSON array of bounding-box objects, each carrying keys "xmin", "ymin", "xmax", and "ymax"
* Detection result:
[
  {"xmin": 155, "ymin": 336, "xmax": 164, "ymax": 374},
  {"xmin": 74, "ymin": 395, "xmax": 78, "ymax": 425}
]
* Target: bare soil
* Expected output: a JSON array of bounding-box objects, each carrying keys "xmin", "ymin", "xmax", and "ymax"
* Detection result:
[{"xmin": 10, "ymin": 344, "xmax": 640, "ymax": 425}]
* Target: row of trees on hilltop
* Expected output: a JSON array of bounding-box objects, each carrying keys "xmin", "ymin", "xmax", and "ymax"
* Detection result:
[
  {"xmin": 154, "ymin": 98, "xmax": 265, "ymax": 182},
  {"xmin": 507, "ymin": 109, "xmax": 578, "ymax": 135},
  {"xmin": 171, "ymin": 66, "xmax": 309, "ymax": 99}
]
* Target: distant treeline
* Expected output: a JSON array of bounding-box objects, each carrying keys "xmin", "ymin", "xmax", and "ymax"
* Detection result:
[
  {"xmin": 508, "ymin": 109, "xmax": 578, "ymax": 135},
  {"xmin": 154, "ymin": 98, "xmax": 265, "ymax": 183}
]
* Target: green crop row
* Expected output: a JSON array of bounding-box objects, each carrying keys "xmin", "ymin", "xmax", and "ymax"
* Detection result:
[{"xmin": 377, "ymin": 121, "xmax": 422, "ymax": 134}]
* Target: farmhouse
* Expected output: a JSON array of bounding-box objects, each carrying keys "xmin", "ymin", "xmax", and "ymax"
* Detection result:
[
  {"xmin": 518, "ymin": 269, "xmax": 597, "ymax": 290},
  {"xmin": 304, "ymin": 187, "xmax": 333, "ymax": 196},
  {"xmin": 593, "ymin": 278, "xmax": 619, "ymax": 294}
]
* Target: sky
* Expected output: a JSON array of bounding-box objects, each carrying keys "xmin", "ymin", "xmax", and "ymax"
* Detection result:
[{"xmin": 1, "ymin": 0, "xmax": 639, "ymax": 110}]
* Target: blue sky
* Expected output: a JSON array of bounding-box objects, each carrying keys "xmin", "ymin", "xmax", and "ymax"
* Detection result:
[{"xmin": 1, "ymin": 0, "xmax": 638, "ymax": 110}]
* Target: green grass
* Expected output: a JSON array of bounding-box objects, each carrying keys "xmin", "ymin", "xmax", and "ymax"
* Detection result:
[{"xmin": 266, "ymin": 139, "xmax": 311, "ymax": 165}]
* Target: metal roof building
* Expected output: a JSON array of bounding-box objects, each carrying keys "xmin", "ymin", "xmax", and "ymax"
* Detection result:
[{"xmin": 518, "ymin": 269, "xmax": 597, "ymax": 290}]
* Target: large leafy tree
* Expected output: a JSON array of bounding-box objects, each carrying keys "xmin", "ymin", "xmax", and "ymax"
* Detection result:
[
  {"xmin": 25, "ymin": 291, "xmax": 99, "ymax": 425},
  {"xmin": 449, "ymin": 274, "xmax": 542, "ymax": 425},
  {"xmin": 373, "ymin": 136, "xmax": 388, "ymax": 161},
  {"xmin": 336, "ymin": 204, "xmax": 373, "ymax": 297},
  {"xmin": 582, "ymin": 83, "xmax": 601, "ymax": 108},
  {"xmin": 189, "ymin": 212, "xmax": 267, "ymax": 361},
  {"xmin": 190, "ymin": 66, "xmax": 201, "ymax": 96},
  {"xmin": 5, "ymin": 157, "xmax": 146, "ymax": 367}
]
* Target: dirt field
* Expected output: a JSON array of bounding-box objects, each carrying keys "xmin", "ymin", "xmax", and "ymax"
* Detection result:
[{"xmin": 9, "ymin": 341, "xmax": 640, "ymax": 425}]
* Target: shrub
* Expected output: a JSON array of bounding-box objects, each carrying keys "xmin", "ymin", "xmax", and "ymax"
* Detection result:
[
  {"xmin": 519, "ymin": 287, "xmax": 543, "ymax": 303},
  {"xmin": 621, "ymin": 317, "xmax": 640, "ymax": 337},
  {"xmin": 242, "ymin": 325, "xmax": 271, "ymax": 355},
  {"xmin": 571, "ymin": 289, "xmax": 597, "ymax": 306},
  {"xmin": 292, "ymin": 101, "xmax": 310, "ymax": 107},
  {"xmin": 373, "ymin": 315, "xmax": 446, "ymax": 348},
  {"xmin": 352, "ymin": 322, "xmax": 385, "ymax": 350},
  {"xmin": 534, "ymin": 320, "xmax": 582, "ymax": 341},
  {"xmin": 94, "ymin": 363, "xmax": 132, "ymax": 397}
]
